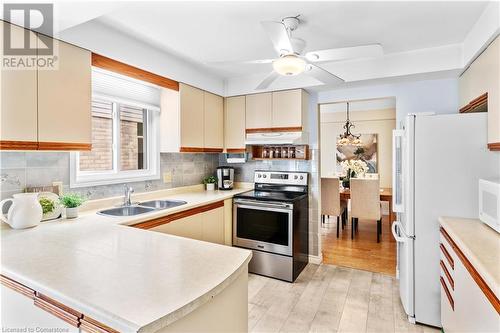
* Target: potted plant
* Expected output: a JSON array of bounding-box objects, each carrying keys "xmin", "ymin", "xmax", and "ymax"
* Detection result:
[
  {"xmin": 203, "ymin": 176, "xmax": 217, "ymax": 191},
  {"xmin": 59, "ymin": 193, "xmax": 86, "ymax": 219}
]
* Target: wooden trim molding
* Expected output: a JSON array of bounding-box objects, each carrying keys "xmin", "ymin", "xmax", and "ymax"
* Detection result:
[
  {"xmin": 440, "ymin": 260, "xmax": 454, "ymax": 290},
  {"xmin": 180, "ymin": 147, "xmax": 223, "ymax": 153},
  {"xmin": 0, "ymin": 140, "xmax": 39, "ymax": 150},
  {"xmin": 80, "ymin": 316, "xmax": 120, "ymax": 333},
  {"xmin": 440, "ymin": 243, "xmax": 454, "ymax": 270},
  {"xmin": 487, "ymin": 142, "xmax": 500, "ymax": 151},
  {"xmin": 459, "ymin": 93, "xmax": 488, "ymax": 113},
  {"xmin": 440, "ymin": 227, "xmax": 500, "ymax": 314},
  {"xmin": 92, "ymin": 53, "xmax": 179, "ymax": 91},
  {"xmin": 246, "ymin": 127, "xmax": 302, "ymax": 134},
  {"xmin": 38, "ymin": 142, "xmax": 92, "ymax": 151},
  {"xmin": 440, "ymin": 276, "xmax": 454, "ymax": 311},
  {"xmin": 0, "ymin": 275, "xmax": 36, "ymax": 299},
  {"xmin": 132, "ymin": 200, "xmax": 224, "ymax": 230},
  {"xmin": 34, "ymin": 294, "xmax": 82, "ymax": 327},
  {"xmin": 226, "ymin": 148, "xmax": 247, "ymax": 153}
]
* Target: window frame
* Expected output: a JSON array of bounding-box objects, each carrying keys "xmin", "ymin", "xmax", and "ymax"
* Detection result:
[{"xmin": 70, "ymin": 94, "xmax": 160, "ymax": 188}]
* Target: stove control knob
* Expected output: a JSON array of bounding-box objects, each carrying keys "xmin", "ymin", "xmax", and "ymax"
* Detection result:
[
  {"xmin": 300, "ymin": 176, "xmax": 304, "ymax": 180},
  {"xmin": 294, "ymin": 175, "xmax": 298, "ymax": 180},
  {"xmin": 263, "ymin": 174, "xmax": 267, "ymax": 178},
  {"xmin": 257, "ymin": 174, "xmax": 262, "ymax": 178}
]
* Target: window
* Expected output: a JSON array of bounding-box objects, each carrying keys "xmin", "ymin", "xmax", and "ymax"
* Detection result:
[{"xmin": 70, "ymin": 68, "xmax": 160, "ymax": 187}]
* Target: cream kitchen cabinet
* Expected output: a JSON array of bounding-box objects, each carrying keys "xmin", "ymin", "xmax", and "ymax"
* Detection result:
[
  {"xmin": 140, "ymin": 201, "xmax": 227, "ymax": 245},
  {"xmin": 440, "ymin": 227, "xmax": 499, "ymax": 332},
  {"xmin": 245, "ymin": 92, "xmax": 272, "ymax": 130},
  {"xmin": 180, "ymin": 83, "xmax": 205, "ymax": 150},
  {"xmin": 459, "ymin": 36, "xmax": 499, "ymax": 150},
  {"xmin": 37, "ymin": 37, "xmax": 91, "ymax": 149},
  {"xmin": 272, "ymin": 89, "xmax": 308, "ymax": 129},
  {"xmin": 0, "ymin": 22, "xmax": 38, "ymax": 148},
  {"xmin": 203, "ymin": 91, "xmax": 224, "ymax": 150},
  {"xmin": 224, "ymin": 96, "xmax": 246, "ymax": 151},
  {"xmin": 244, "ymin": 89, "xmax": 309, "ymax": 132},
  {"xmin": 0, "ymin": 21, "xmax": 91, "ymax": 151},
  {"xmin": 163, "ymin": 83, "xmax": 224, "ymax": 152}
]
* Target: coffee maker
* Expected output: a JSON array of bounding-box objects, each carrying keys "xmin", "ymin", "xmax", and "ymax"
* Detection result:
[{"xmin": 216, "ymin": 166, "xmax": 234, "ymax": 190}]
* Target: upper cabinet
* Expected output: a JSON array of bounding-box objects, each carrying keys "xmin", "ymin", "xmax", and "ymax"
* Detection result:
[
  {"xmin": 224, "ymin": 96, "xmax": 246, "ymax": 152},
  {"xmin": 0, "ymin": 22, "xmax": 38, "ymax": 148},
  {"xmin": 203, "ymin": 91, "xmax": 224, "ymax": 150},
  {"xmin": 246, "ymin": 92, "xmax": 272, "ymax": 130},
  {"xmin": 0, "ymin": 22, "xmax": 91, "ymax": 151},
  {"xmin": 459, "ymin": 36, "xmax": 499, "ymax": 151},
  {"xmin": 245, "ymin": 89, "xmax": 309, "ymax": 132},
  {"xmin": 37, "ymin": 38, "xmax": 91, "ymax": 149},
  {"xmin": 180, "ymin": 84, "xmax": 205, "ymax": 149},
  {"xmin": 161, "ymin": 83, "xmax": 224, "ymax": 152}
]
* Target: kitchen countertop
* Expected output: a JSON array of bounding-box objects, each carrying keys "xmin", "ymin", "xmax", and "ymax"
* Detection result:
[
  {"xmin": 1, "ymin": 186, "xmax": 252, "ymax": 333},
  {"xmin": 439, "ymin": 216, "xmax": 500, "ymax": 297}
]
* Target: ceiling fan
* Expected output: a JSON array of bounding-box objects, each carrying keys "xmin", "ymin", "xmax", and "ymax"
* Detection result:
[{"xmin": 215, "ymin": 15, "xmax": 384, "ymax": 90}]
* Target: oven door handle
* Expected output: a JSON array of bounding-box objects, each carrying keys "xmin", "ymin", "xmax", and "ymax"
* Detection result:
[{"xmin": 234, "ymin": 199, "xmax": 293, "ymax": 210}]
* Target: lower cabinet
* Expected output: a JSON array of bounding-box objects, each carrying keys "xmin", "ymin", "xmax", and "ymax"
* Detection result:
[
  {"xmin": 440, "ymin": 228, "xmax": 499, "ymax": 332},
  {"xmin": 145, "ymin": 201, "xmax": 228, "ymax": 245}
]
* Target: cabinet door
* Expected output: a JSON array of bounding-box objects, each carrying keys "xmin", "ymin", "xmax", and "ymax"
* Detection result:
[
  {"xmin": 180, "ymin": 83, "xmax": 204, "ymax": 149},
  {"xmin": 37, "ymin": 38, "xmax": 91, "ymax": 148},
  {"xmin": 272, "ymin": 89, "xmax": 303, "ymax": 129},
  {"xmin": 203, "ymin": 91, "xmax": 224, "ymax": 150},
  {"xmin": 245, "ymin": 93, "xmax": 272, "ymax": 129},
  {"xmin": 224, "ymin": 96, "xmax": 246, "ymax": 150},
  {"xmin": 0, "ymin": 22, "xmax": 38, "ymax": 146},
  {"xmin": 453, "ymin": 259, "xmax": 499, "ymax": 332},
  {"xmin": 150, "ymin": 214, "xmax": 202, "ymax": 240},
  {"xmin": 202, "ymin": 206, "xmax": 224, "ymax": 244}
]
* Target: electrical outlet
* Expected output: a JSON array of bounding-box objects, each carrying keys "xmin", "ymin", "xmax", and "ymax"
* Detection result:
[
  {"xmin": 52, "ymin": 181, "xmax": 63, "ymax": 195},
  {"xmin": 163, "ymin": 172, "xmax": 172, "ymax": 183}
]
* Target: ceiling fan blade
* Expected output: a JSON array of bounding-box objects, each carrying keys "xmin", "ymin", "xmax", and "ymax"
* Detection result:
[
  {"xmin": 305, "ymin": 44, "xmax": 383, "ymax": 63},
  {"xmin": 261, "ymin": 21, "xmax": 294, "ymax": 55},
  {"xmin": 256, "ymin": 71, "xmax": 280, "ymax": 90},
  {"xmin": 207, "ymin": 59, "xmax": 274, "ymax": 66},
  {"xmin": 306, "ymin": 64, "xmax": 344, "ymax": 85}
]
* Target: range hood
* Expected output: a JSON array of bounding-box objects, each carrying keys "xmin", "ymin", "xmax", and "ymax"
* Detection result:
[{"xmin": 245, "ymin": 131, "xmax": 309, "ymax": 145}]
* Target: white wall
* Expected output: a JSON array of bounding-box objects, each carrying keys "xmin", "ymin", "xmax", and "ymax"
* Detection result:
[
  {"xmin": 60, "ymin": 20, "xmax": 225, "ymax": 96},
  {"xmin": 318, "ymin": 77, "xmax": 459, "ymax": 123}
]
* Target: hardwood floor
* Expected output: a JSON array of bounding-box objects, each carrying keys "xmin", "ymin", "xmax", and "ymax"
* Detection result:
[
  {"xmin": 321, "ymin": 214, "xmax": 397, "ymax": 276},
  {"xmin": 248, "ymin": 264, "xmax": 440, "ymax": 333}
]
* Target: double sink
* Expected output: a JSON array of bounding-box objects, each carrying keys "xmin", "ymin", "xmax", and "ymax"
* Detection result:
[{"xmin": 97, "ymin": 200, "xmax": 187, "ymax": 217}]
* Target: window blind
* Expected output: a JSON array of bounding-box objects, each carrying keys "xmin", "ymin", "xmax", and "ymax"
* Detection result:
[{"xmin": 92, "ymin": 67, "xmax": 161, "ymax": 111}]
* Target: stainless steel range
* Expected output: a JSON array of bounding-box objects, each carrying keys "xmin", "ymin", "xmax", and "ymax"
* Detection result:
[{"xmin": 233, "ymin": 171, "xmax": 309, "ymax": 282}]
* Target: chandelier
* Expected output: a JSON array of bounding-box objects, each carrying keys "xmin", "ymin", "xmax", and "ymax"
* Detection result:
[{"xmin": 337, "ymin": 102, "xmax": 362, "ymax": 146}]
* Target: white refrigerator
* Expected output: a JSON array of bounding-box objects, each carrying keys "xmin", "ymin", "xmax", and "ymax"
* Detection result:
[{"xmin": 391, "ymin": 113, "xmax": 500, "ymax": 327}]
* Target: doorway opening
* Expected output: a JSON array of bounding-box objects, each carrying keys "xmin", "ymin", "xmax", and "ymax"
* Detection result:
[{"xmin": 318, "ymin": 97, "xmax": 397, "ymax": 276}]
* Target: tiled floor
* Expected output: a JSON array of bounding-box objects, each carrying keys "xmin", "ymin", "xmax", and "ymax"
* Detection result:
[
  {"xmin": 321, "ymin": 215, "xmax": 397, "ymax": 276},
  {"xmin": 248, "ymin": 264, "xmax": 440, "ymax": 333}
]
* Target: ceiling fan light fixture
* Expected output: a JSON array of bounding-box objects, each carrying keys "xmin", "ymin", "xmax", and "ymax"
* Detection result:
[{"xmin": 272, "ymin": 55, "xmax": 306, "ymax": 76}]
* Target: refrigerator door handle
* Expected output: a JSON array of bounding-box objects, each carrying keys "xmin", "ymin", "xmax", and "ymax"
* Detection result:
[
  {"xmin": 392, "ymin": 130, "xmax": 405, "ymax": 213},
  {"xmin": 391, "ymin": 221, "xmax": 413, "ymax": 242}
]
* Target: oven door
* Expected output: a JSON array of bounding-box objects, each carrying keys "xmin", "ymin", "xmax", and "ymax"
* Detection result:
[{"xmin": 233, "ymin": 199, "xmax": 293, "ymax": 256}]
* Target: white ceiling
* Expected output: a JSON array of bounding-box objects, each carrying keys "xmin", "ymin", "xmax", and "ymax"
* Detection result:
[{"xmin": 74, "ymin": 1, "xmax": 490, "ymax": 78}]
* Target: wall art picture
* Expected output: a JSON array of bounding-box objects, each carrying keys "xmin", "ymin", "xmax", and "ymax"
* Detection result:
[{"xmin": 336, "ymin": 134, "xmax": 378, "ymax": 173}]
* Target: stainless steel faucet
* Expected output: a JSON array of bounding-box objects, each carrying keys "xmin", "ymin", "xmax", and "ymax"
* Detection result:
[{"xmin": 123, "ymin": 185, "xmax": 134, "ymax": 206}]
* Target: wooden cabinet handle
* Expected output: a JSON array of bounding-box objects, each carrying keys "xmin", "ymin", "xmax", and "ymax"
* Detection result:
[
  {"xmin": 439, "ymin": 243, "xmax": 454, "ymax": 270},
  {"xmin": 440, "ymin": 260, "xmax": 454, "ymax": 290},
  {"xmin": 0, "ymin": 275, "xmax": 36, "ymax": 299},
  {"xmin": 440, "ymin": 276, "xmax": 454, "ymax": 311},
  {"xmin": 34, "ymin": 295, "xmax": 81, "ymax": 327},
  {"xmin": 80, "ymin": 317, "xmax": 119, "ymax": 333}
]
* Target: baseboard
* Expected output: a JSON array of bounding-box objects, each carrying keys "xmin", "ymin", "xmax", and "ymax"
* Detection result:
[{"xmin": 308, "ymin": 254, "xmax": 323, "ymax": 264}]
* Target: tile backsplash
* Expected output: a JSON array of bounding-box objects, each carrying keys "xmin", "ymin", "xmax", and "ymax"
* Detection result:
[{"xmin": 0, "ymin": 152, "xmax": 219, "ymax": 200}]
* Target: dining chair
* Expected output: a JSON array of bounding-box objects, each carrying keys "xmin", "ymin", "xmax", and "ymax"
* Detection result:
[
  {"xmin": 321, "ymin": 177, "xmax": 348, "ymax": 237},
  {"xmin": 350, "ymin": 178, "xmax": 383, "ymax": 242}
]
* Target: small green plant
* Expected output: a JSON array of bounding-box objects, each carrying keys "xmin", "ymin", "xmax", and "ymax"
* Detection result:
[
  {"xmin": 39, "ymin": 197, "xmax": 55, "ymax": 214},
  {"xmin": 203, "ymin": 175, "xmax": 217, "ymax": 184},
  {"xmin": 59, "ymin": 193, "xmax": 86, "ymax": 208}
]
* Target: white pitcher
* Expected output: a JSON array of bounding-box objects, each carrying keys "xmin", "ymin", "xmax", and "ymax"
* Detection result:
[{"xmin": 0, "ymin": 193, "xmax": 42, "ymax": 229}]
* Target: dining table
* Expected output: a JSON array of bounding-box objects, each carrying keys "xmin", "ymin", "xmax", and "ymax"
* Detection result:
[{"xmin": 339, "ymin": 187, "xmax": 395, "ymax": 224}]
